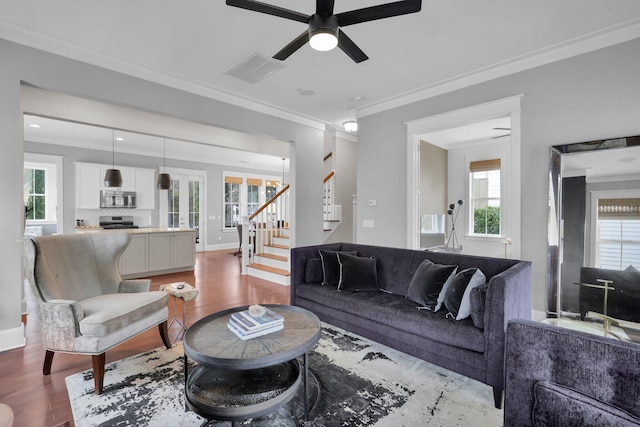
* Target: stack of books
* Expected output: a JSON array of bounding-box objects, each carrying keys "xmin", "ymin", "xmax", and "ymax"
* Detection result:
[{"xmin": 227, "ymin": 307, "xmax": 285, "ymax": 340}]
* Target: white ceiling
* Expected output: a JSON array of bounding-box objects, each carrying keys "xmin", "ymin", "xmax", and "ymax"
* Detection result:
[
  {"xmin": 561, "ymin": 144, "xmax": 640, "ymax": 182},
  {"xmin": 24, "ymin": 115, "xmax": 290, "ymax": 173},
  {"xmin": 2, "ymin": 0, "xmax": 640, "ymax": 133}
]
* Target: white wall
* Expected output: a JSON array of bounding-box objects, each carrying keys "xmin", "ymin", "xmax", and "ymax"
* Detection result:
[
  {"xmin": 357, "ymin": 38, "xmax": 640, "ymax": 313},
  {"xmin": 0, "ymin": 38, "xmax": 325, "ymax": 351},
  {"xmin": 325, "ymin": 133, "xmax": 357, "ymax": 243}
]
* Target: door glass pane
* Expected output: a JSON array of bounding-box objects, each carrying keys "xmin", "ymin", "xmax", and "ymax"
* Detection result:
[
  {"xmin": 168, "ymin": 179, "xmax": 180, "ymax": 227},
  {"xmin": 189, "ymin": 180, "xmax": 200, "ymax": 242}
]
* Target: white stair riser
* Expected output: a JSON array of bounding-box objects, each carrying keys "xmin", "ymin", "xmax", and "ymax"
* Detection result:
[
  {"xmin": 253, "ymin": 255, "xmax": 289, "ymax": 270},
  {"xmin": 263, "ymin": 245, "xmax": 290, "ymax": 257},
  {"xmin": 247, "ymin": 267, "xmax": 290, "ymax": 286},
  {"xmin": 272, "ymin": 236, "xmax": 289, "ymax": 246},
  {"xmin": 278, "ymin": 228, "xmax": 290, "ymax": 237}
]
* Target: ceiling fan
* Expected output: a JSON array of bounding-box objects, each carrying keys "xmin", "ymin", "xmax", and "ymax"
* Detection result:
[{"xmin": 226, "ymin": 0, "xmax": 422, "ymax": 63}]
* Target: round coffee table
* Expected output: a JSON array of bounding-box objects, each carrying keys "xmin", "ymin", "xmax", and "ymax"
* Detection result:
[{"xmin": 183, "ymin": 304, "xmax": 321, "ymax": 425}]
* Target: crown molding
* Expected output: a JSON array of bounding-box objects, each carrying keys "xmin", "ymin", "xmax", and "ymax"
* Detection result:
[
  {"xmin": 357, "ymin": 18, "xmax": 640, "ymax": 118},
  {"xmin": 0, "ymin": 19, "xmax": 327, "ymax": 131}
]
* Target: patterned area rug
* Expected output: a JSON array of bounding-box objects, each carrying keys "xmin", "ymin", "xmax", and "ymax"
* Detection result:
[{"xmin": 66, "ymin": 325, "xmax": 502, "ymax": 426}]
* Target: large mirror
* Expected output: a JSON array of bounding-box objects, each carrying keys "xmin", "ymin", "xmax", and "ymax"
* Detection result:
[{"xmin": 548, "ymin": 135, "xmax": 640, "ymax": 341}]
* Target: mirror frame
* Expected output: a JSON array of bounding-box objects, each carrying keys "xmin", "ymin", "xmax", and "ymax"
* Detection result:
[{"xmin": 547, "ymin": 134, "xmax": 640, "ymax": 317}]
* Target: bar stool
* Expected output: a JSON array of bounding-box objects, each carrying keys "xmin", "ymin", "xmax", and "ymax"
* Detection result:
[{"xmin": 160, "ymin": 282, "xmax": 199, "ymax": 344}]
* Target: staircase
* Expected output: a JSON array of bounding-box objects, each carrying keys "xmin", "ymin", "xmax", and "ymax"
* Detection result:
[
  {"xmin": 241, "ymin": 171, "xmax": 342, "ymax": 286},
  {"xmin": 241, "ymin": 185, "xmax": 291, "ymax": 286}
]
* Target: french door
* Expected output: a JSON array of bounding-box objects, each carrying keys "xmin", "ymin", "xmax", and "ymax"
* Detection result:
[{"xmin": 162, "ymin": 170, "xmax": 205, "ymax": 252}]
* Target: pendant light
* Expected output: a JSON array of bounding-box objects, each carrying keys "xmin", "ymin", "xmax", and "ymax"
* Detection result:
[
  {"xmin": 104, "ymin": 129, "xmax": 123, "ymax": 188},
  {"xmin": 157, "ymin": 137, "xmax": 172, "ymax": 190}
]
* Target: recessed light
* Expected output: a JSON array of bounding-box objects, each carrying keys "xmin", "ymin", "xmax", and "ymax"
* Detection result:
[
  {"xmin": 115, "ymin": 137, "xmax": 125, "ymax": 141},
  {"xmin": 295, "ymin": 88, "xmax": 315, "ymax": 97},
  {"xmin": 29, "ymin": 124, "xmax": 41, "ymax": 128}
]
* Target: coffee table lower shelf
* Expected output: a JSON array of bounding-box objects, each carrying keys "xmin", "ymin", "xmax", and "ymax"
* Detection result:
[{"xmin": 185, "ymin": 359, "xmax": 302, "ymax": 425}]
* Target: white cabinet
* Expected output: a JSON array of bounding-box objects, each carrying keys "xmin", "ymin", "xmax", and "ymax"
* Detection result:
[
  {"xmin": 148, "ymin": 233, "xmax": 173, "ymax": 271},
  {"xmin": 173, "ymin": 232, "xmax": 196, "ymax": 268},
  {"xmin": 75, "ymin": 162, "xmax": 155, "ymax": 210},
  {"xmin": 120, "ymin": 230, "xmax": 196, "ymax": 279},
  {"xmin": 120, "ymin": 234, "xmax": 149, "ymax": 275},
  {"xmin": 135, "ymin": 169, "xmax": 156, "ymax": 209},
  {"xmin": 75, "ymin": 163, "xmax": 102, "ymax": 208}
]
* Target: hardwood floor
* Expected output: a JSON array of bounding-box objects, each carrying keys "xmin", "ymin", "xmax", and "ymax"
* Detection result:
[{"xmin": 0, "ymin": 249, "xmax": 291, "ymax": 427}]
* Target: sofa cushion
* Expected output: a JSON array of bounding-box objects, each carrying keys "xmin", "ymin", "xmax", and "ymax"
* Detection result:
[
  {"xmin": 295, "ymin": 283, "xmax": 485, "ymax": 353},
  {"xmin": 532, "ymin": 380, "xmax": 640, "ymax": 427},
  {"xmin": 406, "ymin": 259, "xmax": 457, "ymax": 310},
  {"xmin": 78, "ymin": 291, "xmax": 168, "ymax": 337},
  {"xmin": 319, "ymin": 250, "xmax": 358, "ymax": 288},
  {"xmin": 444, "ymin": 268, "xmax": 486, "ymax": 320},
  {"xmin": 337, "ymin": 253, "xmax": 378, "ymax": 291}
]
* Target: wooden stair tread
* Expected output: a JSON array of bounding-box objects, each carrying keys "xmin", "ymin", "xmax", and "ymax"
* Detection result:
[
  {"xmin": 257, "ymin": 253, "xmax": 288, "ymax": 262},
  {"xmin": 266, "ymin": 243, "xmax": 289, "ymax": 250},
  {"xmin": 249, "ymin": 263, "xmax": 291, "ymax": 276},
  {"xmin": 274, "ymin": 235, "xmax": 289, "ymax": 239}
]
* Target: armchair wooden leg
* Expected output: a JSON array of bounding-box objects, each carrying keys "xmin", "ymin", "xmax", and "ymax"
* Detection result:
[
  {"xmin": 159, "ymin": 321, "xmax": 171, "ymax": 349},
  {"xmin": 92, "ymin": 353, "xmax": 106, "ymax": 395},
  {"xmin": 43, "ymin": 350, "xmax": 55, "ymax": 375},
  {"xmin": 493, "ymin": 387, "xmax": 503, "ymax": 409}
]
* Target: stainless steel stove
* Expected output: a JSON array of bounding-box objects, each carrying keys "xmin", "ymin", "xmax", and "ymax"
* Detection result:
[{"xmin": 99, "ymin": 215, "xmax": 139, "ymax": 230}]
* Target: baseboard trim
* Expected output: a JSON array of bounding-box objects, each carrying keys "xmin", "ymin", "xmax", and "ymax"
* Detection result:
[
  {"xmin": 205, "ymin": 243, "xmax": 238, "ymax": 251},
  {"xmin": 0, "ymin": 324, "xmax": 25, "ymax": 352}
]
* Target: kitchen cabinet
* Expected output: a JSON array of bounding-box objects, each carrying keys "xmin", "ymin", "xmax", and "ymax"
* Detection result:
[
  {"xmin": 75, "ymin": 163, "xmax": 101, "ymax": 209},
  {"xmin": 75, "ymin": 162, "xmax": 155, "ymax": 210},
  {"xmin": 117, "ymin": 229, "xmax": 196, "ymax": 279},
  {"xmin": 135, "ymin": 169, "xmax": 156, "ymax": 209},
  {"xmin": 120, "ymin": 234, "xmax": 149, "ymax": 276}
]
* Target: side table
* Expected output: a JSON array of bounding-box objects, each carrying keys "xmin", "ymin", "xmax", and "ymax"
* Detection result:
[{"xmin": 160, "ymin": 282, "xmax": 199, "ymax": 343}]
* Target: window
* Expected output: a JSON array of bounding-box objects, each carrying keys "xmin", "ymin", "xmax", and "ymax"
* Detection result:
[
  {"xmin": 247, "ymin": 178, "xmax": 262, "ymax": 217},
  {"xmin": 596, "ymin": 198, "xmax": 640, "ymax": 270},
  {"xmin": 222, "ymin": 173, "xmax": 282, "ymax": 229},
  {"xmin": 224, "ymin": 176, "xmax": 242, "ymax": 228},
  {"xmin": 24, "ymin": 161, "xmax": 58, "ymax": 223},
  {"xmin": 469, "ymin": 159, "xmax": 501, "ymax": 236}
]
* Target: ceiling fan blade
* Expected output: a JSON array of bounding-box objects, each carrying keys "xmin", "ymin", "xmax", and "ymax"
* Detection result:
[
  {"xmin": 273, "ymin": 31, "xmax": 310, "ymax": 61},
  {"xmin": 336, "ymin": 0, "xmax": 421, "ymax": 27},
  {"xmin": 226, "ymin": 0, "xmax": 309, "ymax": 23},
  {"xmin": 316, "ymin": 0, "xmax": 335, "ymax": 15},
  {"xmin": 337, "ymin": 30, "xmax": 368, "ymax": 63}
]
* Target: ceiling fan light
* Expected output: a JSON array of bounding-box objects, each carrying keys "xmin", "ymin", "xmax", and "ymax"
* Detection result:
[
  {"xmin": 104, "ymin": 169, "xmax": 123, "ymax": 188},
  {"xmin": 310, "ymin": 32, "xmax": 338, "ymax": 51},
  {"xmin": 309, "ymin": 14, "xmax": 339, "ymax": 51},
  {"xmin": 343, "ymin": 121, "xmax": 358, "ymax": 132}
]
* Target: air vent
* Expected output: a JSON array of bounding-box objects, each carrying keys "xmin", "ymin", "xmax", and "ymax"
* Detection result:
[{"xmin": 225, "ymin": 52, "xmax": 285, "ymax": 84}]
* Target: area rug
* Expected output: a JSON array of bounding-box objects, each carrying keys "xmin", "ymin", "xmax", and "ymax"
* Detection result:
[{"xmin": 66, "ymin": 325, "xmax": 503, "ymax": 426}]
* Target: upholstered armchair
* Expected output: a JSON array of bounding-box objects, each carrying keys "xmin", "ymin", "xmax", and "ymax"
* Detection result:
[
  {"xmin": 504, "ymin": 319, "xmax": 640, "ymax": 426},
  {"xmin": 21, "ymin": 232, "xmax": 171, "ymax": 395}
]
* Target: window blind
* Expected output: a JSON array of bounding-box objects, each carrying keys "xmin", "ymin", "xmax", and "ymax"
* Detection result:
[
  {"xmin": 469, "ymin": 159, "xmax": 501, "ymax": 173},
  {"xmin": 225, "ymin": 176, "xmax": 243, "ymax": 184},
  {"xmin": 247, "ymin": 178, "xmax": 262, "ymax": 186}
]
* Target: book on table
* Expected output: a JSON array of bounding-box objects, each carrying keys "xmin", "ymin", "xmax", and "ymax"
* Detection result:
[
  {"xmin": 227, "ymin": 321, "xmax": 284, "ymax": 341},
  {"xmin": 230, "ymin": 307, "xmax": 284, "ymax": 332}
]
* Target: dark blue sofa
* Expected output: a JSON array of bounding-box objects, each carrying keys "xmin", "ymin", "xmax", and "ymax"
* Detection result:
[{"xmin": 290, "ymin": 243, "xmax": 532, "ymax": 408}]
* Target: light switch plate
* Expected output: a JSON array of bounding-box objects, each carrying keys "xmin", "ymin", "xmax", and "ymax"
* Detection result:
[{"xmin": 363, "ymin": 219, "xmax": 374, "ymax": 228}]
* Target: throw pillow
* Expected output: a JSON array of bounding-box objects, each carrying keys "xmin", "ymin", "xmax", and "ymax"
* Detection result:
[
  {"xmin": 406, "ymin": 259, "xmax": 457, "ymax": 310},
  {"xmin": 304, "ymin": 258, "xmax": 323, "ymax": 283},
  {"xmin": 625, "ymin": 264, "xmax": 640, "ymax": 273},
  {"xmin": 337, "ymin": 253, "xmax": 379, "ymax": 291},
  {"xmin": 434, "ymin": 264, "xmax": 460, "ymax": 311},
  {"xmin": 443, "ymin": 268, "xmax": 487, "ymax": 320},
  {"xmin": 469, "ymin": 283, "xmax": 488, "ymax": 329},
  {"xmin": 319, "ymin": 250, "xmax": 358, "ymax": 288}
]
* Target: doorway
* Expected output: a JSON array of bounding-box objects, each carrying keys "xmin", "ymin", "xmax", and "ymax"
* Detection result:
[
  {"xmin": 406, "ymin": 95, "xmax": 522, "ymax": 258},
  {"xmin": 160, "ymin": 167, "xmax": 206, "ymax": 252}
]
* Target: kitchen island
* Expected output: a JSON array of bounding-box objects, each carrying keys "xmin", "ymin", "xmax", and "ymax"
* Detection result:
[{"xmin": 76, "ymin": 227, "xmax": 196, "ymax": 279}]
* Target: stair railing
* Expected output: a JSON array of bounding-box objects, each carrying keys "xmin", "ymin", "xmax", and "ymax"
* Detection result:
[
  {"xmin": 241, "ymin": 184, "xmax": 290, "ymax": 273},
  {"xmin": 324, "ymin": 171, "xmax": 337, "ymax": 221}
]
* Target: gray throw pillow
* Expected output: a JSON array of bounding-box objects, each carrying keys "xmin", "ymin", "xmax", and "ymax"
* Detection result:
[
  {"xmin": 406, "ymin": 259, "xmax": 457, "ymax": 310},
  {"xmin": 319, "ymin": 250, "xmax": 357, "ymax": 288},
  {"xmin": 469, "ymin": 283, "xmax": 488, "ymax": 329},
  {"xmin": 443, "ymin": 268, "xmax": 486, "ymax": 320},
  {"xmin": 625, "ymin": 264, "xmax": 640, "ymax": 273},
  {"xmin": 337, "ymin": 253, "xmax": 378, "ymax": 291}
]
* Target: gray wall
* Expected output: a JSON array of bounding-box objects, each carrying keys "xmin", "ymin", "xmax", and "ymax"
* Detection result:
[
  {"xmin": 326, "ymin": 134, "xmax": 357, "ymax": 243},
  {"xmin": 357, "ymin": 38, "xmax": 640, "ymax": 313},
  {"xmin": 421, "ymin": 141, "xmax": 447, "ymax": 216},
  {"xmin": 0, "ymin": 38, "xmax": 324, "ymax": 350}
]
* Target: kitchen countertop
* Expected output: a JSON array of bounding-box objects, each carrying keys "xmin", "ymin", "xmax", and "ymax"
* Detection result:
[{"xmin": 75, "ymin": 227, "xmax": 195, "ymax": 234}]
